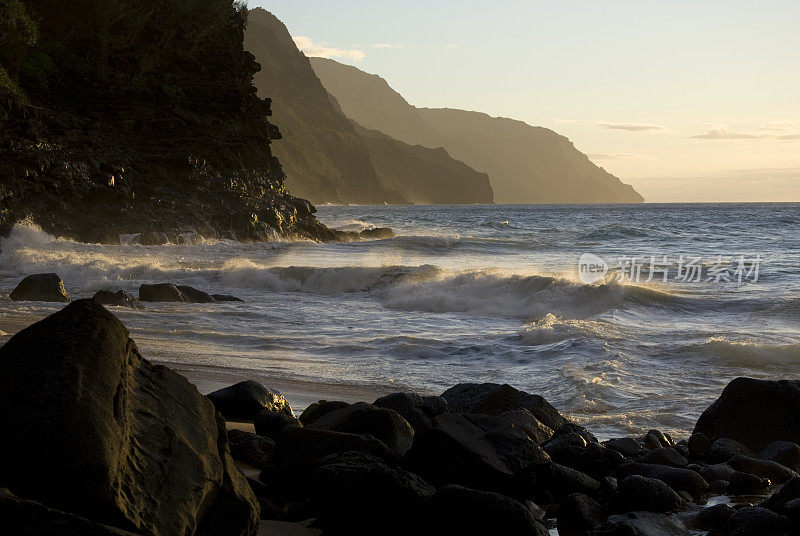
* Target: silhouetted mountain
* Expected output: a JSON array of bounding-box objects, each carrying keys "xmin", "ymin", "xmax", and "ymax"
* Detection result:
[
  {"xmin": 245, "ymin": 9, "xmax": 491, "ymax": 205},
  {"xmin": 245, "ymin": 9, "xmax": 402, "ymax": 204},
  {"xmin": 310, "ymin": 57, "xmax": 644, "ymax": 204},
  {"xmin": 353, "ymin": 123, "xmax": 493, "ymax": 204}
]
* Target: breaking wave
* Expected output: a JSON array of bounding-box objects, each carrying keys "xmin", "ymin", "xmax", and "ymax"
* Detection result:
[{"xmin": 689, "ymin": 338, "xmax": 800, "ymax": 367}]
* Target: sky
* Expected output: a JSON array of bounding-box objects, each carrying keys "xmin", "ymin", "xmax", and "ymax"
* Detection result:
[{"xmin": 253, "ymin": 0, "xmax": 800, "ymax": 202}]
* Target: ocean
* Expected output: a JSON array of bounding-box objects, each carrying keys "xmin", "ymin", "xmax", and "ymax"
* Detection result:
[{"xmin": 1, "ymin": 203, "xmax": 798, "ymax": 440}]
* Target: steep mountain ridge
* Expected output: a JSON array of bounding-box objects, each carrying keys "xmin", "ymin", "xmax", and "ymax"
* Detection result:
[
  {"xmin": 244, "ymin": 9, "xmax": 492, "ymax": 205},
  {"xmin": 309, "ymin": 57, "xmax": 644, "ymax": 204}
]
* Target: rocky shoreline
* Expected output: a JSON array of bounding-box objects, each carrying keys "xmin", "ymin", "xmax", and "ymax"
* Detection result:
[{"xmin": 1, "ymin": 285, "xmax": 799, "ymax": 535}]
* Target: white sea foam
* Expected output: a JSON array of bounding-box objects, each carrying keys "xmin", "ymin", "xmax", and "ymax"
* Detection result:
[
  {"xmin": 520, "ymin": 314, "xmax": 618, "ymax": 345},
  {"xmin": 695, "ymin": 337, "xmax": 800, "ymax": 367}
]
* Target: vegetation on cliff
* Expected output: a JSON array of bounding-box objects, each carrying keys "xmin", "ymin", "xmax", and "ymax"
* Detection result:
[{"xmin": 0, "ymin": 0, "xmax": 336, "ymax": 243}]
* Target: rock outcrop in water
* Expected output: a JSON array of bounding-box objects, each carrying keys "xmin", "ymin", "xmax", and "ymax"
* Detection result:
[
  {"xmin": 0, "ymin": 1, "xmax": 340, "ymax": 246},
  {"xmin": 243, "ymin": 8, "xmax": 494, "ymax": 205},
  {"xmin": 310, "ymin": 57, "xmax": 645, "ymax": 204},
  {"xmin": 0, "ymin": 299, "xmax": 260, "ymax": 535}
]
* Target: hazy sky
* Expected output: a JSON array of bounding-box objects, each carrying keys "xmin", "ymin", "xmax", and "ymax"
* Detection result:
[{"xmin": 254, "ymin": 1, "xmax": 800, "ymax": 202}]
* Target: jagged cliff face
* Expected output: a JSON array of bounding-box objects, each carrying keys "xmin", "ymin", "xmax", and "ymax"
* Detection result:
[
  {"xmin": 0, "ymin": 1, "xmax": 337, "ymax": 244},
  {"xmin": 310, "ymin": 57, "xmax": 644, "ymax": 204},
  {"xmin": 244, "ymin": 9, "xmax": 403, "ymax": 205}
]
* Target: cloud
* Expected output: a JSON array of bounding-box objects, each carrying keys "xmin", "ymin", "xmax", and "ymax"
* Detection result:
[
  {"xmin": 778, "ymin": 133, "xmax": 800, "ymax": 140},
  {"xmin": 373, "ymin": 43, "xmax": 393, "ymax": 49},
  {"xmin": 292, "ymin": 36, "xmax": 365, "ymax": 61},
  {"xmin": 596, "ymin": 122, "xmax": 667, "ymax": 132},
  {"xmin": 690, "ymin": 127, "xmax": 760, "ymax": 139},
  {"xmin": 759, "ymin": 121, "xmax": 796, "ymax": 131}
]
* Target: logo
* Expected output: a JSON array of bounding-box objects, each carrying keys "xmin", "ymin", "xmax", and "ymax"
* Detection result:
[{"xmin": 578, "ymin": 253, "xmax": 608, "ymax": 283}]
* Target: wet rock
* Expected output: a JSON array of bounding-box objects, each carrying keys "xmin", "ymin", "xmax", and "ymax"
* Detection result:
[
  {"xmin": 212, "ymin": 294, "xmax": 244, "ymax": 302},
  {"xmin": 138, "ymin": 282, "xmax": 187, "ymax": 302},
  {"xmin": 726, "ymin": 506, "xmax": 789, "ymax": 536},
  {"xmin": 641, "ymin": 447, "xmax": 689, "ymax": 468},
  {"xmin": 499, "ymin": 408, "xmax": 554, "ymax": 444},
  {"xmin": 728, "ymin": 454, "xmax": 798, "ymax": 484},
  {"xmin": 358, "ymin": 227, "xmax": 396, "ymax": 239},
  {"xmin": 578, "ymin": 442, "xmax": 628, "ymax": 480},
  {"xmin": 373, "ymin": 392, "xmax": 449, "ymax": 431},
  {"xmin": 9, "ymin": 273, "xmax": 70, "ymax": 302},
  {"xmin": 543, "ymin": 432, "xmax": 588, "ymax": 465},
  {"xmin": 306, "ymin": 402, "xmax": 415, "ymax": 456},
  {"xmin": 312, "ymin": 451, "xmax": 434, "ymax": 536},
  {"xmin": 557, "ymin": 493, "xmax": 608, "ymax": 536},
  {"xmin": 177, "ymin": 285, "xmax": 215, "ymax": 303},
  {"xmin": 207, "ymin": 380, "xmax": 294, "ymax": 421},
  {"xmin": 687, "ymin": 432, "xmax": 711, "ymax": 458},
  {"xmin": 760, "ymin": 441, "xmax": 800, "ymax": 472},
  {"xmin": 709, "ymin": 438, "xmax": 753, "ymax": 462},
  {"xmin": 617, "ymin": 463, "xmax": 709, "ymax": 500},
  {"xmin": 617, "ymin": 475, "xmax": 684, "ymax": 513},
  {"xmin": 538, "ymin": 462, "xmax": 601, "ymax": 499},
  {"xmin": 0, "ymin": 299, "xmax": 259, "ymax": 536},
  {"xmin": 644, "ymin": 430, "xmax": 672, "ymax": 450},
  {"xmin": 407, "ymin": 412, "xmax": 550, "ymax": 495},
  {"xmin": 699, "ymin": 462, "xmax": 736, "ymax": 483},
  {"xmin": 694, "ymin": 503, "xmax": 735, "ymax": 531},
  {"xmin": 0, "ymin": 488, "xmax": 141, "ymax": 536},
  {"xmin": 605, "ymin": 437, "xmax": 647, "ymax": 459},
  {"xmin": 694, "ymin": 377, "xmax": 800, "ymax": 453},
  {"xmin": 555, "ymin": 422, "xmax": 599, "ymax": 444},
  {"xmin": 92, "ymin": 290, "xmax": 143, "ymax": 309},
  {"xmin": 299, "ymin": 400, "xmax": 350, "ymax": 425},
  {"xmin": 603, "ymin": 512, "xmax": 690, "ymax": 536},
  {"xmin": 440, "ymin": 383, "xmax": 568, "ymax": 431},
  {"xmin": 728, "ymin": 471, "xmax": 770, "ymax": 495},
  {"xmin": 272, "ymin": 426, "xmax": 393, "ymax": 468},
  {"xmin": 761, "ymin": 476, "xmax": 800, "ymax": 513},
  {"xmin": 254, "ymin": 409, "xmax": 301, "ymax": 439},
  {"xmin": 228, "ymin": 429, "xmax": 275, "ymax": 469},
  {"xmin": 432, "ymin": 485, "xmax": 549, "ymax": 536}
]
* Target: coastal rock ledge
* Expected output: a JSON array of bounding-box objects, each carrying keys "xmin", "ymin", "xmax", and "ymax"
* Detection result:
[{"xmin": 0, "ymin": 299, "xmax": 259, "ymax": 536}]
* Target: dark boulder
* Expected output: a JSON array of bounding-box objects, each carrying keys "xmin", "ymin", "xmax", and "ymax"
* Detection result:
[
  {"xmin": 441, "ymin": 383, "xmax": 569, "ymax": 431},
  {"xmin": 694, "ymin": 377, "xmax": 800, "ymax": 453},
  {"xmin": 557, "ymin": 493, "xmax": 607, "ymax": 536},
  {"xmin": 431, "ymin": 485, "xmax": 549, "ymax": 536},
  {"xmin": 0, "ymin": 488, "xmax": 141, "ymax": 536},
  {"xmin": 761, "ymin": 476, "xmax": 800, "ymax": 513},
  {"xmin": 499, "ymin": 409, "xmax": 554, "ymax": 444},
  {"xmin": 407, "ymin": 412, "xmax": 550, "ymax": 495},
  {"xmin": 0, "ymin": 299, "xmax": 259, "ymax": 536},
  {"xmin": 212, "ymin": 294, "xmax": 244, "ymax": 302},
  {"xmin": 687, "ymin": 432, "xmax": 711, "ymax": 458},
  {"xmin": 177, "ymin": 285, "xmax": 215, "ymax": 303},
  {"xmin": 272, "ymin": 426, "xmax": 393, "ymax": 468},
  {"xmin": 603, "ymin": 512, "xmax": 690, "ymax": 536},
  {"xmin": 306, "ymin": 402, "xmax": 415, "ymax": 456},
  {"xmin": 726, "ymin": 506, "xmax": 789, "ymax": 536},
  {"xmin": 537, "ymin": 462, "xmax": 601, "ymax": 499},
  {"xmin": 138, "ymin": 282, "xmax": 187, "ymax": 302},
  {"xmin": 617, "ymin": 475, "xmax": 684, "ymax": 513},
  {"xmin": 207, "ymin": 380, "xmax": 294, "ymax": 421},
  {"xmin": 640, "ymin": 447, "xmax": 689, "ymax": 468},
  {"xmin": 760, "ymin": 441, "xmax": 800, "ymax": 472},
  {"xmin": 92, "ymin": 290, "xmax": 143, "ymax": 309},
  {"xmin": 708, "ymin": 437, "xmax": 753, "ymax": 462},
  {"xmin": 605, "ymin": 437, "xmax": 647, "ymax": 459},
  {"xmin": 227, "ymin": 429, "xmax": 275, "ymax": 469},
  {"xmin": 728, "ymin": 470, "xmax": 770, "ymax": 495},
  {"xmin": 694, "ymin": 503, "xmax": 735, "ymax": 531},
  {"xmin": 9, "ymin": 273, "xmax": 70, "ymax": 302},
  {"xmin": 617, "ymin": 463, "xmax": 709, "ymax": 500},
  {"xmin": 253, "ymin": 409, "xmax": 301, "ymax": 439},
  {"xmin": 358, "ymin": 227, "xmax": 396, "ymax": 240},
  {"xmin": 312, "ymin": 452, "xmax": 435, "ymax": 535},
  {"xmin": 728, "ymin": 454, "xmax": 797, "ymax": 484},
  {"xmin": 555, "ymin": 422, "xmax": 599, "ymax": 444},
  {"xmin": 373, "ymin": 392, "xmax": 448, "ymax": 430},
  {"xmin": 299, "ymin": 400, "xmax": 350, "ymax": 425}
]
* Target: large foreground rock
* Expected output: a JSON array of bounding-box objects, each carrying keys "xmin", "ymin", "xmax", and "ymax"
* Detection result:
[
  {"xmin": 0, "ymin": 300, "xmax": 259, "ymax": 536},
  {"xmin": 9, "ymin": 273, "xmax": 70, "ymax": 302},
  {"xmin": 441, "ymin": 383, "xmax": 568, "ymax": 431},
  {"xmin": 694, "ymin": 377, "xmax": 800, "ymax": 452},
  {"xmin": 306, "ymin": 402, "xmax": 415, "ymax": 456}
]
